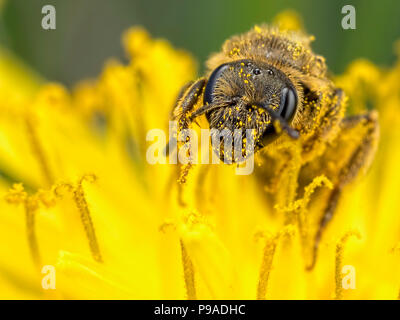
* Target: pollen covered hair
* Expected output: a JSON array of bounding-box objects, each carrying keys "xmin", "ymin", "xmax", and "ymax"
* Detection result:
[{"xmin": 206, "ymin": 25, "xmax": 330, "ymax": 91}]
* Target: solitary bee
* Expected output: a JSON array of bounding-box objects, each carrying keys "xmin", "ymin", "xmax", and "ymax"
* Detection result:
[{"xmin": 170, "ymin": 25, "xmax": 379, "ymax": 269}]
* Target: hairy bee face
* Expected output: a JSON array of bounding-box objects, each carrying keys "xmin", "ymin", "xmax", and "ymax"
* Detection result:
[{"xmin": 203, "ymin": 59, "xmax": 298, "ymax": 153}]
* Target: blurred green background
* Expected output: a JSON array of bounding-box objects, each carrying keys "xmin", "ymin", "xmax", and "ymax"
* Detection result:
[{"xmin": 0, "ymin": 0, "xmax": 399, "ymax": 87}]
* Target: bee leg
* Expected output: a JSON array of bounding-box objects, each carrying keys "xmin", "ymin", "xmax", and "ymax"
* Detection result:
[
  {"xmin": 301, "ymin": 89, "xmax": 346, "ymax": 162},
  {"xmin": 307, "ymin": 111, "xmax": 379, "ymax": 270},
  {"xmin": 167, "ymin": 79, "xmax": 206, "ymax": 205},
  {"xmin": 165, "ymin": 79, "xmax": 206, "ymax": 154},
  {"xmin": 173, "ymin": 81, "xmax": 195, "ymax": 111},
  {"xmin": 172, "ymin": 78, "xmax": 206, "ymax": 128}
]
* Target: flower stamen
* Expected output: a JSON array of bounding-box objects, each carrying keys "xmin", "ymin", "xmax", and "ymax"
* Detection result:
[
  {"xmin": 73, "ymin": 175, "xmax": 103, "ymax": 263},
  {"xmin": 4, "ymin": 184, "xmax": 56, "ymax": 270},
  {"xmin": 24, "ymin": 197, "xmax": 40, "ymax": 269},
  {"xmin": 25, "ymin": 116, "xmax": 53, "ymax": 187},
  {"xmin": 180, "ymin": 239, "xmax": 196, "ymax": 300},
  {"xmin": 55, "ymin": 175, "xmax": 103, "ymax": 263},
  {"xmin": 334, "ymin": 230, "xmax": 361, "ymax": 300},
  {"xmin": 257, "ymin": 226, "xmax": 295, "ymax": 299}
]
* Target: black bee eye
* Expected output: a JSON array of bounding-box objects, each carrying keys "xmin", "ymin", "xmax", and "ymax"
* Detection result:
[
  {"xmin": 204, "ymin": 63, "xmax": 231, "ymax": 105},
  {"xmin": 267, "ymin": 69, "xmax": 273, "ymax": 76},
  {"xmin": 279, "ymin": 87, "xmax": 298, "ymax": 121},
  {"xmin": 253, "ymin": 68, "xmax": 261, "ymax": 75}
]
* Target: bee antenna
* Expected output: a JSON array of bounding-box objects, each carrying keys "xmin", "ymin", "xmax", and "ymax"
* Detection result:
[
  {"xmin": 164, "ymin": 103, "xmax": 221, "ymax": 157},
  {"xmin": 260, "ymin": 103, "xmax": 299, "ymax": 139}
]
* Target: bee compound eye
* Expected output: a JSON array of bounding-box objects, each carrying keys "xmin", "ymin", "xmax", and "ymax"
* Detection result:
[
  {"xmin": 204, "ymin": 63, "xmax": 231, "ymax": 105},
  {"xmin": 253, "ymin": 68, "xmax": 261, "ymax": 75},
  {"xmin": 279, "ymin": 87, "xmax": 297, "ymax": 121}
]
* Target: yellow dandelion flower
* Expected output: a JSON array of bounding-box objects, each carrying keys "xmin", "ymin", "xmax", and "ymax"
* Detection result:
[{"xmin": 0, "ymin": 12, "xmax": 399, "ymax": 301}]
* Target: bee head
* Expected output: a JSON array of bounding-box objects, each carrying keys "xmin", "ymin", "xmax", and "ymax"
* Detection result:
[{"xmin": 203, "ymin": 59, "xmax": 299, "ymax": 161}]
